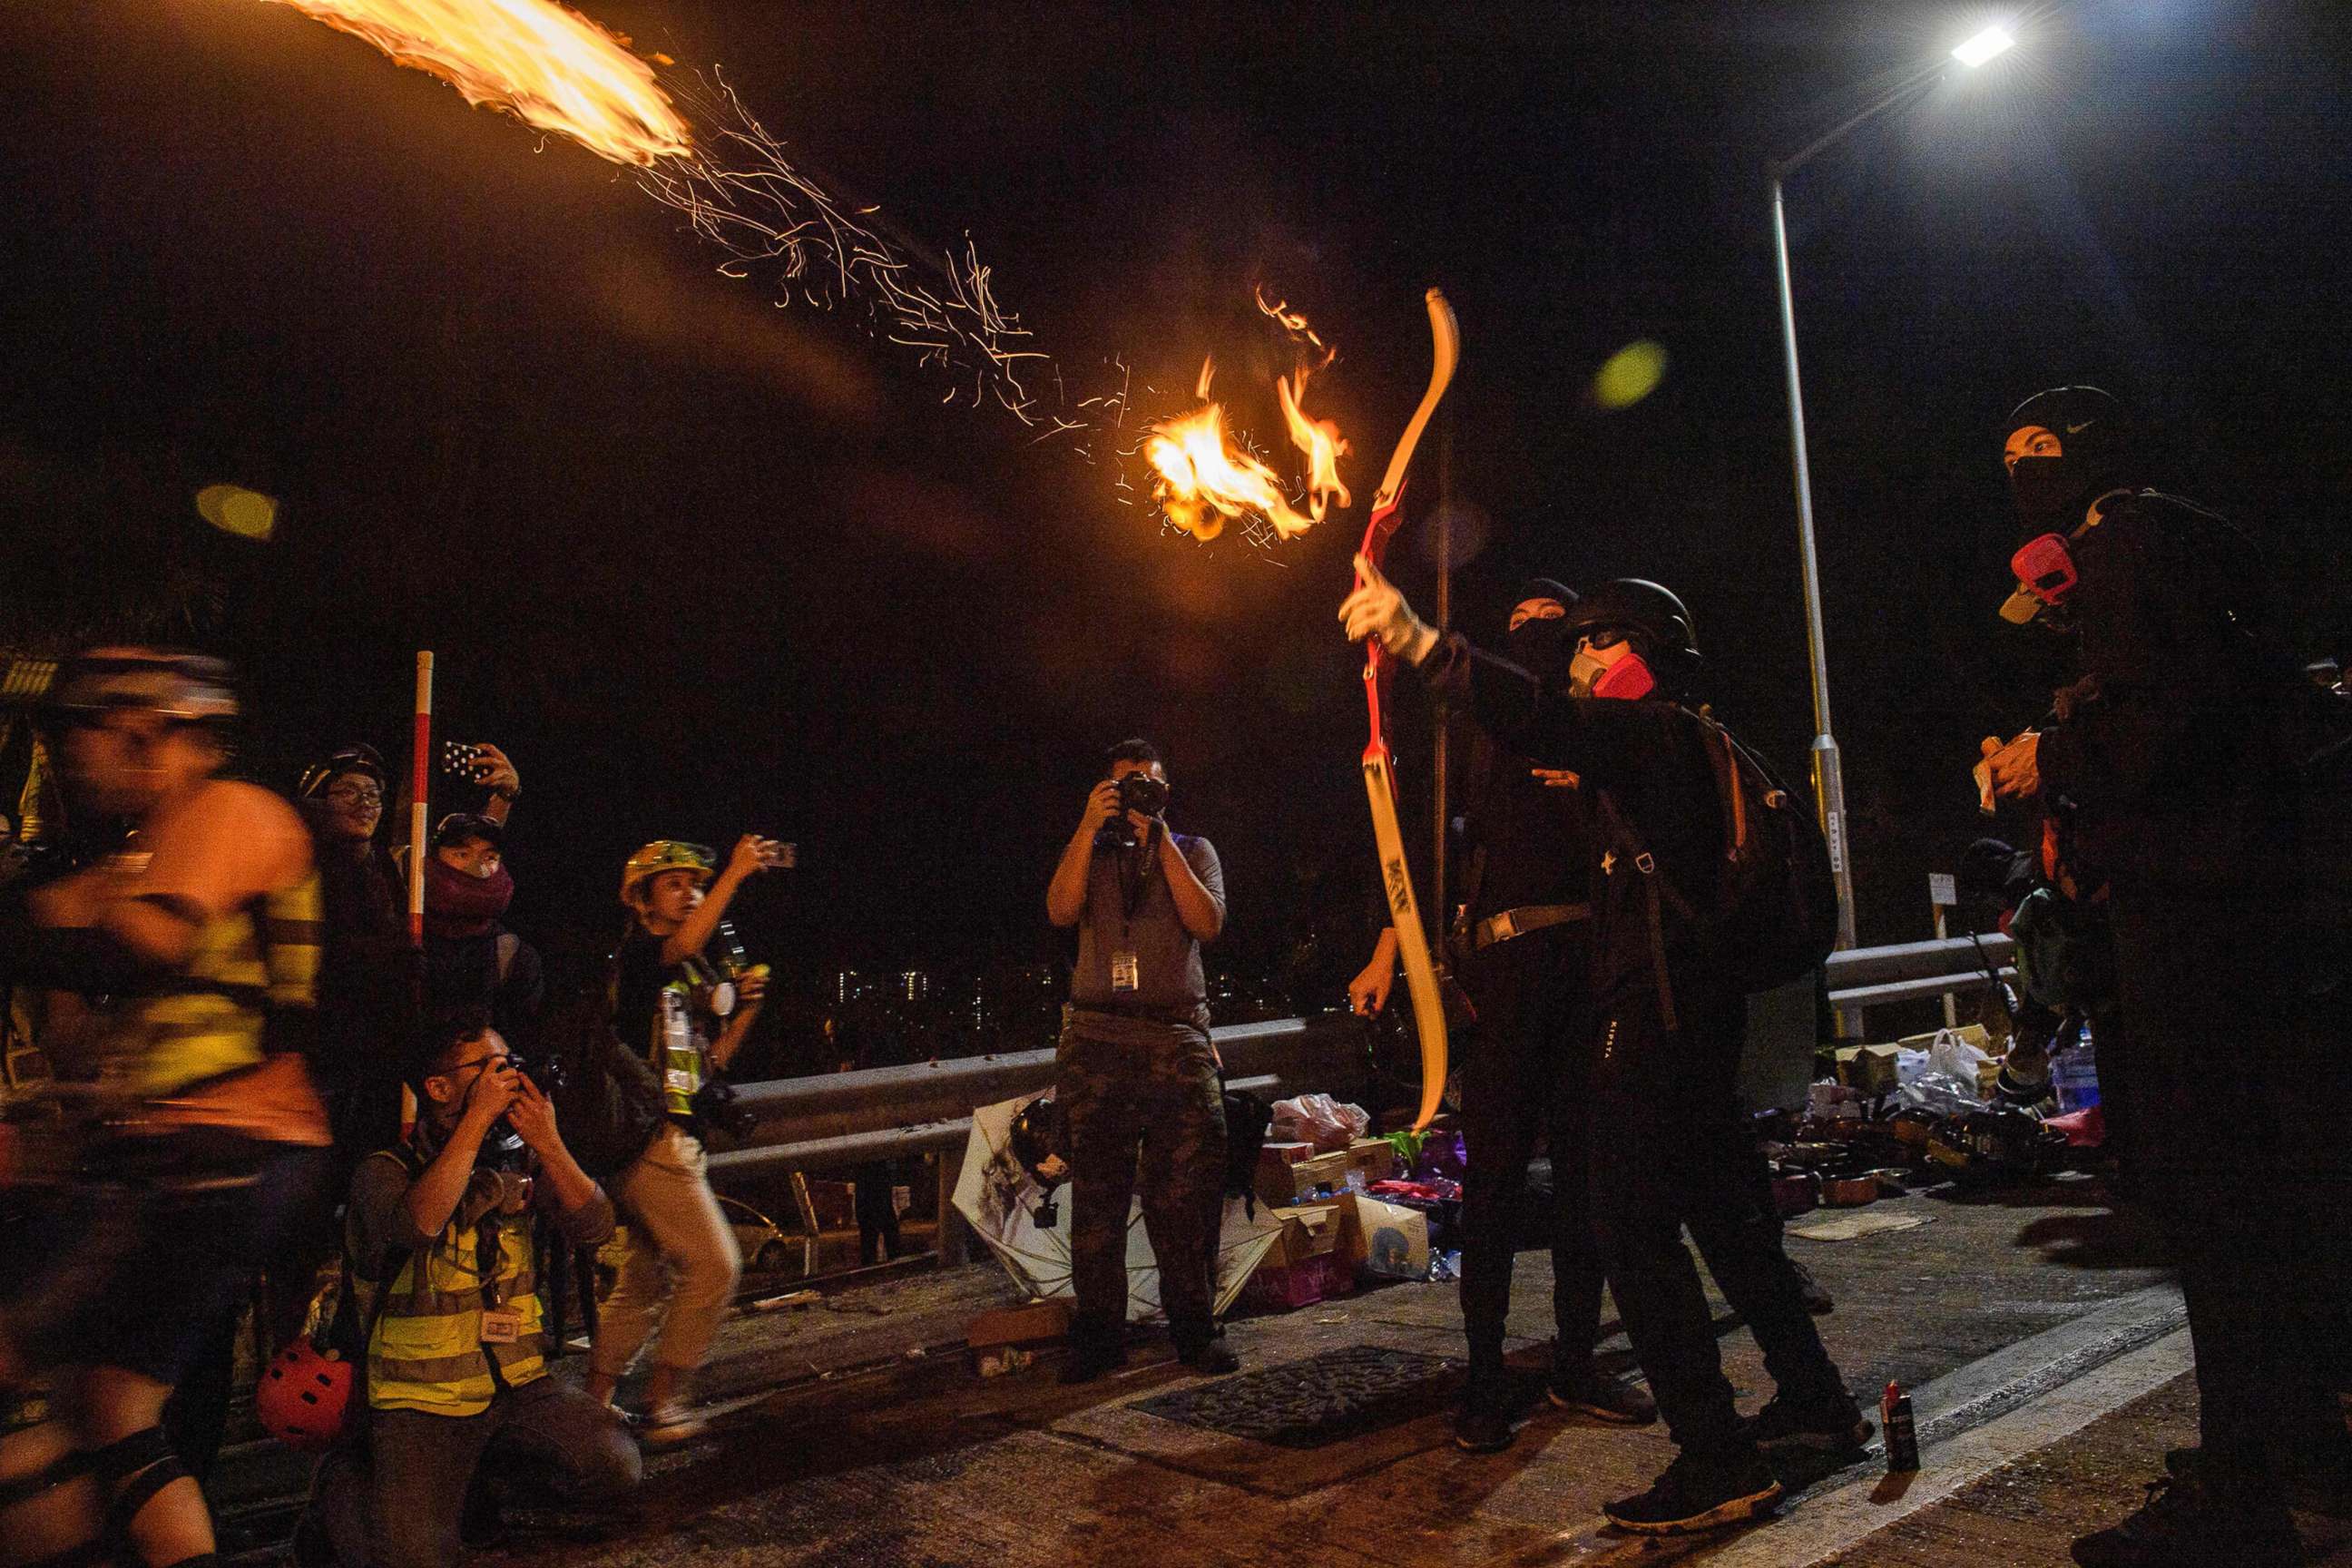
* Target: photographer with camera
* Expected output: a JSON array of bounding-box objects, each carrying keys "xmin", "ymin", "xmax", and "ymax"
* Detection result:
[
  {"xmin": 1044, "ymin": 740, "xmax": 1235, "ymax": 1383},
  {"xmin": 298, "ymin": 1013, "xmax": 637, "ymax": 1568},
  {"xmin": 583, "ymin": 837, "xmax": 781, "ymax": 1445}
]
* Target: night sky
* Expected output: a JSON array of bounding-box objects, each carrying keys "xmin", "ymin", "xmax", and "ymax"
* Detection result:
[{"xmin": 5, "ymin": 3, "xmax": 2350, "ymax": 1021}]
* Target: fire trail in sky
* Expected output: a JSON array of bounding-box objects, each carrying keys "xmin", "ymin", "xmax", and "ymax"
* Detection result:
[
  {"xmin": 260, "ymin": 0, "xmax": 1048, "ymax": 424},
  {"xmin": 258, "ymin": 0, "xmax": 1344, "ymax": 544}
]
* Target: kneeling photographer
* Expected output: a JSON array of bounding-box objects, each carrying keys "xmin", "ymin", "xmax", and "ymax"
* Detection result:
[
  {"xmin": 299, "ymin": 1014, "xmax": 637, "ymax": 1568},
  {"xmin": 584, "ymin": 837, "xmax": 781, "ymax": 1445},
  {"xmin": 1044, "ymin": 740, "xmax": 1234, "ymax": 1383}
]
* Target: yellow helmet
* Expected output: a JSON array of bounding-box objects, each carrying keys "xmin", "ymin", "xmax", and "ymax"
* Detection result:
[{"xmin": 620, "ymin": 840, "xmax": 715, "ymax": 902}]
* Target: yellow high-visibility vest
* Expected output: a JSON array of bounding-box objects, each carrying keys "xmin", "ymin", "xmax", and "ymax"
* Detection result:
[
  {"xmin": 125, "ymin": 873, "xmax": 322, "ymax": 1096},
  {"xmin": 363, "ymin": 1151, "xmax": 549, "ymax": 1416}
]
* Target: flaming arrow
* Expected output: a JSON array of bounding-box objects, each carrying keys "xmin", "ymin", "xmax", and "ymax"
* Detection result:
[{"xmin": 1357, "ymin": 289, "xmax": 1459, "ymax": 1132}]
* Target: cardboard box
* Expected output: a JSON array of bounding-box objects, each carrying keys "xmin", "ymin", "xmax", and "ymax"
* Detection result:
[
  {"xmin": 1257, "ymin": 1150, "xmax": 1351, "ymax": 1208},
  {"xmin": 1834, "ymin": 1044, "xmax": 1901, "ymax": 1096},
  {"xmin": 965, "ymin": 1299, "xmax": 1073, "ymax": 1350},
  {"xmin": 1244, "ymin": 1250, "xmax": 1355, "ymax": 1311},
  {"xmin": 1348, "ymin": 1193, "xmax": 1431, "ymax": 1280},
  {"xmin": 1343, "ymin": 1137, "xmax": 1402, "ymax": 1186},
  {"xmin": 1259, "ymin": 1140, "xmax": 1317, "ymax": 1167},
  {"xmin": 1269, "ymin": 1200, "xmax": 1353, "ymax": 1268}
]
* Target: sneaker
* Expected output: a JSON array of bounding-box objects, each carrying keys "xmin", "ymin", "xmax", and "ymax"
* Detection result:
[
  {"xmin": 1448, "ymin": 1401, "xmax": 1524, "ymax": 1457},
  {"xmin": 1177, "ymin": 1339, "xmax": 1240, "ymax": 1377},
  {"xmin": 637, "ymin": 1399, "xmax": 709, "ymax": 1449},
  {"xmin": 1545, "ymin": 1366, "xmax": 1658, "ymax": 1426},
  {"xmin": 2072, "ymin": 1476, "xmax": 2303, "ymax": 1568},
  {"xmin": 1603, "ymin": 1447, "xmax": 1783, "ymax": 1534},
  {"xmin": 1058, "ymin": 1338, "xmax": 1128, "ymax": 1386},
  {"xmin": 1745, "ymin": 1390, "xmax": 1871, "ymax": 1454},
  {"xmin": 2168, "ymin": 1446, "xmax": 2352, "ymax": 1521},
  {"xmin": 1788, "ymin": 1259, "xmax": 1835, "ymax": 1316}
]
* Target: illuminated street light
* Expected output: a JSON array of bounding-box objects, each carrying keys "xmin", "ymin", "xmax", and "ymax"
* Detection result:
[
  {"xmin": 1767, "ymin": 28, "xmax": 2021, "ymax": 977},
  {"xmin": 1952, "ymin": 25, "xmax": 2018, "ymax": 69}
]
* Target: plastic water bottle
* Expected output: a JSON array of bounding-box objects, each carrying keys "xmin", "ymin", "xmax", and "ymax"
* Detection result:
[{"xmin": 2051, "ymin": 1038, "xmax": 2101, "ymax": 1112}]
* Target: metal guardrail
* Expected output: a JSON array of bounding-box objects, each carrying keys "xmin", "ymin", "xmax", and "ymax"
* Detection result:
[
  {"xmin": 1826, "ymin": 933, "xmax": 2015, "ymax": 1009},
  {"xmin": 710, "ymin": 1014, "xmax": 1365, "ymax": 1180},
  {"xmin": 711, "ymin": 936, "xmax": 2018, "ymax": 1188}
]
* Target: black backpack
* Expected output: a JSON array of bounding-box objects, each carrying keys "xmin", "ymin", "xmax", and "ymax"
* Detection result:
[
  {"xmin": 1592, "ymin": 710, "xmax": 1838, "ymax": 1014},
  {"xmin": 1692, "ymin": 711, "xmax": 1839, "ymax": 995},
  {"xmin": 537, "ymin": 981, "xmax": 666, "ymax": 1181}
]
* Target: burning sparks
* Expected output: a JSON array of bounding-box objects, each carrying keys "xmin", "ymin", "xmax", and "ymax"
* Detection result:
[
  {"xmin": 638, "ymin": 75, "xmax": 1051, "ymax": 424},
  {"xmin": 260, "ymin": 0, "xmax": 691, "ymax": 167}
]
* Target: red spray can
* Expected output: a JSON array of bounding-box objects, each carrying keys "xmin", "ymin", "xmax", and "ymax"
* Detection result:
[{"xmin": 1881, "ymin": 1380, "xmax": 1920, "ymax": 1473}]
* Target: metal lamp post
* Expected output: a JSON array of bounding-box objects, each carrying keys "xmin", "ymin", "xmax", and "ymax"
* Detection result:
[{"xmin": 1769, "ymin": 24, "xmax": 2016, "ymax": 958}]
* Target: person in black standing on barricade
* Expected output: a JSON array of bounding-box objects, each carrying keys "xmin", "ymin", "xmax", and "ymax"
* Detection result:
[
  {"xmin": 1976, "ymin": 387, "xmax": 2352, "ymax": 1568},
  {"xmin": 1044, "ymin": 739, "xmax": 1238, "ymax": 1384},
  {"xmin": 1348, "ymin": 579, "xmax": 1656, "ymax": 1452},
  {"xmin": 1342, "ymin": 566, "xmax": 1865, "ymax": 1536}
]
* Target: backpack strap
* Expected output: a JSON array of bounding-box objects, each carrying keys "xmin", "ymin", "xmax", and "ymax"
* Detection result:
[{"xmin": 1592, "ymin": 789, "xmax": 1680, "ymax": 1034}]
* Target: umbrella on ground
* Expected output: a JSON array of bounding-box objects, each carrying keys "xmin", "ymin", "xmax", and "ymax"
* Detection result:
[{"xmin": 953, "ymin": 1089, "xmax": 1283, "ymax": 1320}]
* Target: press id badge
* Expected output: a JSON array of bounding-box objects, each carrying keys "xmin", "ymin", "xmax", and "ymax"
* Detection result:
[
  {"xmin": 478, "ymin": 1308, "xmax": 523, "ymax": 1345},
  {"xmin": 1110, "ymin": 950, "xmax": 1140, "ymax": 993}
]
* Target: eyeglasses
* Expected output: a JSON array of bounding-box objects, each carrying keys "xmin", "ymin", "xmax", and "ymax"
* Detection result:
[{"xmin": 326, "ymin": 782, "xmax": 384, "ymax": 806}]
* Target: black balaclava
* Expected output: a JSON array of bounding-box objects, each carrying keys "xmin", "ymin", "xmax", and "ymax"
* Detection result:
[
  {"xmin": 2003, "ymin": 386, "xmax": 2141, "ymax": 539},
  {"xmin": 1507, "ymin": 577, "xmax": 1579, "ymax": 680}
]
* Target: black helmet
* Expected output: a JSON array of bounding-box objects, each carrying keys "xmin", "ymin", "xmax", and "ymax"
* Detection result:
[
  {"xmin": 1563, "ymin": 579, "xmax": 1700, "ymax": 678},
  {"xmin": 299, "ymin": 744, "xmax": 387, "ymax": 799}
]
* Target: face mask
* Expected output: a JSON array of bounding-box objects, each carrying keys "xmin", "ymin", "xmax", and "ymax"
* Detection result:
[
  {"xmin": 1567, "ymin": 643, "xmax": 1657, "ymax": 701},
  {"xmin": 1508, "ymin": 617, "xmax": 1575, "ymax": 681},
  {"xmin": 2008, "ymin": 453, "xmax": 2091, "ymax": 537}
]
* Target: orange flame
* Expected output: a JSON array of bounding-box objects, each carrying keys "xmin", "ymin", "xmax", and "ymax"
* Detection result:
[
  {"xmin": 1149, "ymin": 358, "xmax": 1349, "ymax": 544},
  {"xmin": 1276, "ymin": 362, "xmax": 1351, "ymax": 522},
  {"xmin": 260, "ymin": 0, "xmax": 692, "ymax": 167}
]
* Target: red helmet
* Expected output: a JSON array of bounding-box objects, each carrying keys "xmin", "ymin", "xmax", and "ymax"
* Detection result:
[{"xmin": 257, "ymin": 1338, "xmax": 356, "ymax": 1452}]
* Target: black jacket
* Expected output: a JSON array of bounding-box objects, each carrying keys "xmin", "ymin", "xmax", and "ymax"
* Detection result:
[
  {"xmin": 1426, "ymin": 635, "xmax": 1727, "ymax": 1020},
  {"xmin": 2033, "ymin": 490, "xmax": 2314, "ymax": 896}
]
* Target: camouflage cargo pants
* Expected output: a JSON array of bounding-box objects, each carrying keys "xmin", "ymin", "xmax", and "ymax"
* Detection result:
[{"xmin": 1054, "ymin": 1018, "xmax": 1227, "ymax": 1346}]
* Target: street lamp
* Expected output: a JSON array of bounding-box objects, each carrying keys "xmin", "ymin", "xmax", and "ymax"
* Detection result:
[{"xmin": 1768, "ymin": 23, "xmax": 2016, "ymax": 959}]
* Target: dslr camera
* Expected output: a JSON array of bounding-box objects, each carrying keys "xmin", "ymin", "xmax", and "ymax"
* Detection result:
[
  {"xmin": 1099, "ymin": 772, "xmax": 1170, "ymax": 848},
  {"xmin": 1118, "ymin": 773, "xmax": 1170, "ymax": 820}
]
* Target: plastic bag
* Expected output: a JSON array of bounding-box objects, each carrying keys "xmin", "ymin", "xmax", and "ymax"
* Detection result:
[
  {"xmin": 1269, "ymin": 1093, "xmax": 1369, "ymax": 1152},
  {"xmin": 1926, "ymin": 1028, "xmax": 1991, "ymax": 1086}
]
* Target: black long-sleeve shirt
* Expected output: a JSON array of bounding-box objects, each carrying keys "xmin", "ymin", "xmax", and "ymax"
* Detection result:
[
  {"xmin": 2032, "ymin": 491, "xmax": 2308, "ymax": 894},
  {"xmin": 1422, "ymin": 636, "xmax": 1727, "ymax": 1013}
]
